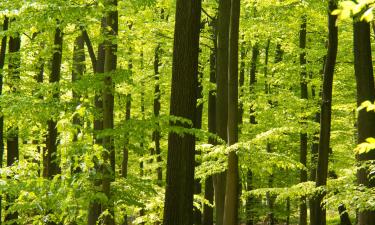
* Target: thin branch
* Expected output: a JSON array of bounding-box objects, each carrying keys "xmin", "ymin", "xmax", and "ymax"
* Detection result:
[
  {"xmin": 201, "ymin": 8, "xmax": 214, "ymax": 21},
  {"xmin": 81, "ymin": 27, "xmax": 97, "ymax": 73}
]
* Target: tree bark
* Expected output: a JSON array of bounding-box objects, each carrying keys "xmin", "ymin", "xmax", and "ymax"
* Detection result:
[
  {"xmin": 88, "ymin": 18, "xmax": 106, "ymax": 225},
  {"xmin": 46, "ymin": 27, "xmax": 63, "ymax": 179},
  {"xmin": 0, "ymin": 17, "xmax": 8, "ymax": 225},
  {"xmin": 102, "ymin": 0, "xmax": 118, "ymax": 224},
  {"xmin": 223, "ymin": 0, "xmax": 240, "ymax": 223},
  {"xmin": 214, "ymin": 0, "xmax": 231, "ymax": 224},
  {"xmin": 314, "ymin": 1, "xmax": 338, "ymax": 225},
  {"xmin": 203, "ymin": 23, "xmax": 217, "ymax": 225},
  {"xmin": 5, "ymin": 19, "xmax": 20, "ymax": 225},
  {"xmin": 153, "ymin": 45, "xmax": 162, "ymax": 183},
  {"xmin": 162, "ymin": 0, "xmax": 201, "ymax": 223},
  {"xmin": 299, "ymin": 15, "xmax": 308, "ymax": 225},
  {"xmin": 353, "ymin": 10, "xmax": 375, "ymax": 225},
  {"xmin": 246, "ymin": 43, "xmax": 259, "ymax": 225}
]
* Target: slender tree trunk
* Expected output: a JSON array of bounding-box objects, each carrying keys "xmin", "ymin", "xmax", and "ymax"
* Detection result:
[
  {"xmin": 214, "ymin": 0, "xmax": 231, "ymax": 224},
  {"xmin": 353, "ymin": 9, "xmax": 375, "ymax": 225},
  {"xmin": 162, "ymin": 0, "xmax": 201, "ymax": 223},
  {"xmin": 249, "ymin": 43, "xmax": 258, "ymax": 124},
  {"xmin": 246, "ymin": 43, "xmax": 259, "ymax": 225},
  {"xmin": 194, "ymin": 65, "xmax": 204, "ymax": 225},
  {"xmin": 5, "ymin": 19, "xmax": 21, "ymax": 225},
  {"xmin": 203, "ymin": 23, "xmax": 217, "ymax": 225},
  {"xmin": 299, "ymin": 15, "xmax": 308, "ymax": 225},
  {"xmin": 121, "ymin": 53, "xmax": 132, "ymax": 225},
  {"xmin": 153, "ymin": 45, "xmax": 162, "ymax": 183},
  {"xmin": 46, "ymin": 27, "xmax": 63, "ymax": 179},
  {"xmin": 102, "ymin": 0, "xmax": 118, "ymax": 224},
  {"xmin": 223, "ymin": 0, "xmax": 240, "ymax": 223},
  {"xmin": 0, "ymin": 17, "xmax": 8, "ymax": 225},
  {"xmin": 314, "ymin": 1, "xmax": 338, "ymax": 225},
  {"xmin": 71, "ymin": 34, "xmax": 85, "ymax": 169},
  {"xmin": 88, "ymin": 18, "xmax": 105, "ymax": 225},
  {"xmin": 238, "ymin": 41, "xmax": 246, "ymax": 124},
  {"xmin": 309, "ymin": 53, "xmax": 326, "ymax": 225},
  {"xmin": 338, "ymin": 204, "xmax": 352, "ymax": 225}
]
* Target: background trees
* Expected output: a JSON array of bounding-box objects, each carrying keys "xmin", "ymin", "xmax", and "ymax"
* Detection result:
[{"xmin": 0, "ymin": 0, "xmax": 374, "ymax": 224}]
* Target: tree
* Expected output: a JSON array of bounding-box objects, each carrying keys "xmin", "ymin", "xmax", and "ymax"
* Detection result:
[
  {"xmin": 298, "ymin": 14, "xmax": 307, "ymax": 225},
  {"xmin": 214, "ymin": 0, "xmax": 231, "ymax": 223},
  {"xmin": 314, "ymin": 1, "xmax": 338, "ymax": 225},
  {"xmin": 353, "ymin": 8, "xmax": 375, "ymax": 225},
  {"xmin": 0, "ymin": 16, "xmax": 8, "ymax": 225},
  {"xmin": 102, "ymin": 0, "xmax": 118, "ymax": 224},
  {"xmin": 162, "ymin": 0, "xmax": 201, "ymax": 224}
]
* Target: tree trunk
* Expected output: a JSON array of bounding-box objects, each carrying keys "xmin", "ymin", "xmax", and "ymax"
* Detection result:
[
  {"xmin": 102, "ymin": 0, "xmax": 118, "ymax": 224},
  {"xmin": 153, "ymin": 45, "xmax": 162, "ymax": 183},
  {"xmin": 238, "ymin": 41, "xmax": 246, "ymax": 124},
  {"xmin": 194, "ymin": 66, "xmax": 204, "ymax": 225},
  {"xmin": 88, "ymin": 18, "xmax": 106, "ymax": 225},
  {"xmin": 246, "ymin": 43, "xmax": 259, "ymax": 225},
  {"xmin": 214, "ymin": 0, "xmax": 231, "ymax": 224},
  {"xmin": 162, "ymin": 0, "xmax": 201, "ymax": 223},
  {"xmin": 223, "ymin": 0, "xmax": 240, "ymax": 223},
  {"xmin": 0, "ymin": 17, "xmax": 8, "ymax": 225},
  {"xmin": 299, "ymin": 15, "xmax": 308, "ymax": 225},
  {"xmin": 314, "ymin": 1, "xmax": 338, "ymax": 225},
  {"xmin": 46, "ymin": 27, "xmax": 63, "ymax": 179},
  {"xmin": 203, "ymin": 25, "xmax": 217, "ymax": 225},
  {"xmin": 71, "ymin": 33, "xmax": 85, "ymax": 175},
  {"xmin": 338, "ymin": 204, "xmax": 352, "ymax": 225},
  {"xmin": 5, "ymin": 19, "xmax": 21, "ymax": 225},
  {"xmin": 353, "ymin": 11, "xmax": 375, "ymax": 225},
  {"xmin": 249, "ymin": 43, "xmax": 258, "ymax": 124}
]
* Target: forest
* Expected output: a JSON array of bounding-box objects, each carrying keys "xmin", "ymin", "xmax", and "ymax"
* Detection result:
[{"xmin": 0, "ymin": 0, "xmax": 375, "ymax": 224}]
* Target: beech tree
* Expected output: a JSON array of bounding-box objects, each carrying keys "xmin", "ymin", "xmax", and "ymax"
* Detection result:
[{"xmin": 162, "ymin": 0, "xmax": 201, "ymax": 224}]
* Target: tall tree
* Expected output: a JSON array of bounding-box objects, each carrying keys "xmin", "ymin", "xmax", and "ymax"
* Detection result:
[
  {"xmin": 353, "ymin": 7, "xmax": 375, "ymax": 225},
  {"xmin": 87, "ymin": 18, "xmax": 105, "ymax": 225},
  {"xmin": 214, "ymin": 0, "xmax": 231, "ymax": 224},
  {"xmin": 223, "ymin": 0, "xmax": 240, "ymax": 222},
  {"xmin": 203, "ymin": 17, "xmax": 217, "ymax": 225},
  {"xmin": 102, "ymin": 0, "xmax": 118, "ymax": 224},
  {"xmin": 153, "ymin": 45, "xmax": 162, "ymax": 183},
  {"xmin": 162, "ymin": 0, "xmax": 201, "ymax": 223},
  {"xmin": 246, "ymin": 42, "xmax": 259, "ymax": 225},
  {"xmin": 299, "ymin": 14, "xmax": 308, "ymax": 225},
  {"xmin": 314, "ymin": 1, "xmax": 338, "ymax": 225},
  {"xmin": 46, "ymin": 26, "xmax": 63, "ymax": 179},
  {"xmin": 5, "ymin": 19, "xmax": 21, "ymax": 225},
  {"xmin": 0, "ymin": 16, "xmax": 8, "ymax": 225}
]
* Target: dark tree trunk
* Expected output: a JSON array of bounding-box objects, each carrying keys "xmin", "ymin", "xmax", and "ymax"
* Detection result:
[
  {"xmin": 353, "ymin": 10, "xmax": 375, "ymax": 225},
  {"xmin": 46, "ymin": 27, "xmax": 63, "ymax": 179},
  {"xmin": 249, "ymin": 43, "xmax": 259, "ymax": 124},
  {"xmin": 314, "ymin": 1, "xmax": 338, "ymax": 225},
  {"xmin": 0, "ymin": 17, "xmax": 7, "ymax": 225},
  {"xmin": 88, "ymin": 18, "xmax": 106, "ymax": 225},
  {"xmin": 153, "ymin": 45, "xmax": 162, "ymax": 183},
  {"xmin": 203, "ymin": 25, "xmax": 217, "ymax": 225},
  {"xmin": 223, "ymin": 0, "xmax": 240, "ymax": 223},
  {"xmin": 72, "ymin": 33, "xmax": 85, "ymax": 144},
  {"xmin": 102, "ymin": 0, "xmax": 118, "ymax": 224},
  {"xmin": 245, "ymin": 42, "xmax": 259, "ymax": 225},
  {"xmin": 5, "ymin": 19, "xmax": 20, "ymax": 225},
  {"xmin": 299, "ymin": 15, "xmax": 308, "ymax": 225},
  {"xmin": 214, "ymin": 0, "xmax": 231, "ymax": 224},
  {"xmin": 238, "ymin": 41, "xmax": 246, "ymax": 124},
  {"xmin": 162, "ymin": 0, "xmax": 201, "ymax": 223},
  {"xmin": 194, "ymin": 66, "xmax": 204, "ymax": 225},
  {"xmin": 309, "ymin": 54, "xmax": 325, "ymax": 225},
  {"xmin": 338, "ymin": 204, "xmax": 352, "ymax": 225}
]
